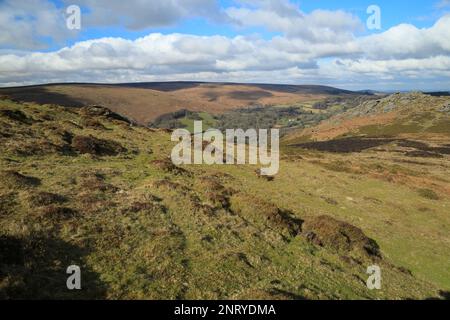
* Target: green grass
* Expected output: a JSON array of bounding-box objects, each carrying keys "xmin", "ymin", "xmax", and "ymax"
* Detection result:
[
  {"xmin": 417, "ymin": 188, "xmax": 440, "ymax": 200},
  {"xmin": 358, "ymin": 122, "xmax": 423, "ymax": 137},
  {"xmin": 0, "ymin": 98, "xmax": 449, "ymax": 299},
  {"xmin": 179, "ymin": 112, "xmax": 217, "ymax": 132}
]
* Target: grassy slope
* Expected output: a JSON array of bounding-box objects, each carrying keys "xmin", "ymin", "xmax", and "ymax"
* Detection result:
[
  {"xmin": 0, "ymin": 98, "xmax": 448, "ymax": 299},
  {"xmin": 283, "ymin": 92, "xmax": 450, "ymax": 144},
  {"xmin": 0, "ymin": 83, "xmax": 332, "ymax": 125},
  {"xmin": 280, "ymin": 92, "xmax": 450, "ymax": 290}
]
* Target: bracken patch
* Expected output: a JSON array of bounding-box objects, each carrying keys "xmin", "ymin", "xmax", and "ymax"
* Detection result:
[
  {"xmin": 417, "ymin": 188, "xmax": 440, "ymax": 200},
  {"xmin": 0, "ymin": 109, "xmax": 33, "ymax": 124},
  {"xmin": 0, "ymin": 171, "xmax": 41, "ymax": 189},
  {"xmin": 151, "ymin": 158, "xmax": 190, "ymax": 176},
  {"xmin": 80, "ymin": 117, "xmax": 106, "ymax": 130},
  {"xmin": 77, "ymin": 174, "xmax": 118, "ymax": 193},
  {"xmin": 123, "ymin": 201, "xmax": 166, "ymax": 214},
  {"xmin": 38, "ymin": 205, "xmax": 77, "ymax": 221},
  {"xmin": 71, "ymin": 135, "xmax": 126, "ymax": 156},
  {"xmin": 28, "ymin": 192, "xmax": 67, "ymax": 207},
  {"xmin": 302, "ymin": 215, "xmax": 381, "ymax": 259},
  {"xmin": 80, "ymin": 106, "xmax": 131, "ymax": 124},
  {"xmin": 231, "ymin": 194, "xmax": 302, "ymax": 238}
]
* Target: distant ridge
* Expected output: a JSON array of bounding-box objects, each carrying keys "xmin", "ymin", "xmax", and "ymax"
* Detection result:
[
  {"xmin": 426, "ymin": 91, "xmax": 450, "ymax": 97},
  {"xmin": 110, "ymin": 82, "xmax": 356, "ymax": 95},
  {"xmin": 1, "ymin": 81, "xmax": 357, "ymax": 95},
  {"xmin": 0, "ymin": 82, "xmax": 366, "ymax": 125}
]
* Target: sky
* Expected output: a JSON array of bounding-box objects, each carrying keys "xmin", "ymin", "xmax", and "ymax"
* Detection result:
[{"xmin": 0, "ymin": 0, "xmax": 450, "ymax": 91}]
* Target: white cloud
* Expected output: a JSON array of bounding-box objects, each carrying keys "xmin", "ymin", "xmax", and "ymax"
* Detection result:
[
  {"xmin": 0, "ymin": 0, "xmax": 363, "ymax": 49},
  {"xmin": 436, "ymin": 0, "xmax": 450, "ymax": 9},
  {"xmin": 226, "ymin": 1, "xmax": 363, "ymax": 42},
  {"xmin": 359, "ymin": 15, "xmax": 450, "ymax": 60},
  {"xmin": 0, "ymin": 0, "xmax": 74, "ymax": 49},
  {"xmin": 0, "ymin": 33, "xmax": 317, "ymax": 76},
  {"xmin": 0, "ymin": 1, "xmax": 450, "ymax": 90},
  {"xmin": 333, "ymin": 56, "xmax": 450, "ymax": 75},
  {"xmin": 65, "ymin": 0, "xmax": 223, "ymax": 30},
  {"xmin": 0, "ymin": 0, "xmax": 223, "ymax": 50}
]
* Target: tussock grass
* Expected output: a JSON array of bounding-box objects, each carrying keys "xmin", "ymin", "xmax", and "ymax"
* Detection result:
[{"xmin": 0, "ymin": 97, "xmax": 448, "ymax": 299}]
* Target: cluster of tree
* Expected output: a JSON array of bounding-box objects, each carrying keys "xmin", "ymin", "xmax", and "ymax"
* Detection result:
[
  {"xmin": 215, "ymin": 106, "xmax": 305, "ymax": 131},
  {"xmin": 149, "ymin": 96, "xmax": 379, "ymax": 132},
  {"xmin": 148, "ymin": 109, "xmax": 202, "ymax": 129}
]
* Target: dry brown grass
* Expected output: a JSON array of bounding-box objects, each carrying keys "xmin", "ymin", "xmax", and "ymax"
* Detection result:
[
  {"xmin": 0, "ymin": 170, "xmax": 41, "ymax": 189},
  {"xmin": 302, "ymin": 215, "xmax": 381, "ymax": 259},
  {"xmin": 0, "ymin": 83, "xmax": 329, "ymax": 125},
  {"xmin": 71, "ymin": 135, "xmax": 126, "ymax": 156}
]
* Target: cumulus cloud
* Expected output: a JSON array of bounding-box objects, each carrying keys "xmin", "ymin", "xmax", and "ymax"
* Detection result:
[
  {"xmin": 0, "ymin": 0, "xmax": 223, "ymax": 50},
  {"xmin": 0, "ymin": 0, "xmax": 74, "ymax": 49},
  {"xmin": 0, "ymin": 1, "xmax": 450, "ymax": 90},
  {"xmin": 0, "ymin": 0, "xmax": 363, "ymax": 50},
  {"xmin": 226, "ymin": 0, "xmax": 363, "ymax": 42},
  {"xmin": 65, "ymin": 0, "xmax": 223, "ymax": 30},
  {"xmin": 359, "ymin": 15, "xmax": 450, "ymax": 60},
  {"xmin": 0, "ymin": 33, "xmax": 318, "ymax": 78}
]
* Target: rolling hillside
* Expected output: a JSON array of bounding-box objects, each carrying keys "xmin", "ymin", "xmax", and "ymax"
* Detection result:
[
  {"xmin": 0, "ymin": 93, "xmax": 449, "ymax": 299},
  {"xmin": 0, "ymin": 82, "xmax": 358, "ymax": 126},
  {"xmin": 283, "ymin": 92, "xmax": 450, "ymax": 143}
]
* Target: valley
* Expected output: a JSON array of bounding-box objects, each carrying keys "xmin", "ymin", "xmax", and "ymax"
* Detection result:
[{"xmin": 0, "ymin": 85, "xmax": 449, "ymax": 299}]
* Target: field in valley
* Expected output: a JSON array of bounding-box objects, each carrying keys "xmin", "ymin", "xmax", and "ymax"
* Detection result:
[
  {"xmin": 0, "ymin": 86, "xmax": 449, "ymax": 300},
  {"xmin": 0, "ymin": 82, "xmax": 344, "ymax": 126}
]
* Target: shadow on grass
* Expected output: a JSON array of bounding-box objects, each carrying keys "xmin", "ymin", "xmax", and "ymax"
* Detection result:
[
  {"xmin": 0, "ymin": 86, "xmax": 85, "ymax": 108},
  {"xmin": 0, "ymin": 233, "xmax": 108, "ymax": 299},
  {"xmin": 425, "ymin": 290, "xmax": 450, "ymax": 300}
]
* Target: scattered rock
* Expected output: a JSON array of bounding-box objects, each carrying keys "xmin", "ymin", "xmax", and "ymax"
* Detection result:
[{"xmin": 383, "ymin": 103, "xmax": 396, "ymax": 113}]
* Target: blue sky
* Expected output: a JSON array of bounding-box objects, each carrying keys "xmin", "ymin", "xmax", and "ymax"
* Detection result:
[
  {"xmin": 1, "ymin": 0, "xmax": 450, "ymax": 90},
  {"xmin": 51, "ymin": 0, "xmax": 447, "ymax": 45}
]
